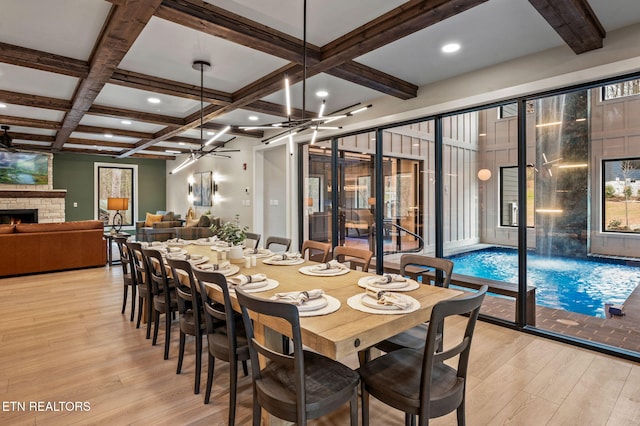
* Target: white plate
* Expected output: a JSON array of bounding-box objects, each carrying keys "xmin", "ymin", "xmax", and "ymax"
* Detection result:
[
  {"xmin": 262, "ymin": 258, "xmax": 305, "ymax": 266},
  {"xmin": 298, "ymin": 296, "xmax": 329, "ymax": 312},
  {"xmin": 193, "ymin": 238, "xmax": 218, "ymax": 246},
  {"xmin": 357, "ymin": 276, "xmax": 418, "ymax": 290},
  {"xmin": 232, "ymin": 280, "xmax": 269, "ymax": 290},
  {"xmin": 360, "ymin": 293, "xmax": 410, "ymax": 310},
  {"xmin": 193, "ymin": 263, "xmax": 240, "ymax": 276},
  {"xmin": 244, "ymin": 248, "xmax": 273, "ymax": 258},
  {"xmin": 299, "ymin": 265, "xmax": 351, "ymax": 276},
  {"xmin": 189, "ymin": 256, "xmax": 209, "ymax": 265}
]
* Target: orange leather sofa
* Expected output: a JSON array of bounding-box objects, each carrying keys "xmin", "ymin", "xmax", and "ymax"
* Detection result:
[{"xmin": 0, "ymin": 220, "xmax": 107, "ymax": 277}]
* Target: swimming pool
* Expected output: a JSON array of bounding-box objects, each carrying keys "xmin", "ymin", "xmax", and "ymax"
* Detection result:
[{"xmin": 446, "ymin": 248, "xmax": 640, "ymax": 318}]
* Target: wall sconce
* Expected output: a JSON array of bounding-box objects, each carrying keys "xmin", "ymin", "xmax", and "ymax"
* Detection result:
[
  {"xmin": 187, "ymin": 175, "xmax": 195, "ymax": 203},
  {"xmin": 477, "ymin": 169, "xmax": 492, "ymax": 181},
  {"xmin": 213, "ymin": 181, "xmax": 218, "ymax": 194}
]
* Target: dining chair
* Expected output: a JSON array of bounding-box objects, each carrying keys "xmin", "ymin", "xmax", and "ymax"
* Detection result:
[
  {"xmin": 142, "ymin": 248, "xmax": 178, "ymax": 360},
  {"xmin": 301, "ymin": 239, "xmax": 331, "ymax": 263},
  {"xmin": 128, "ymin": 241, "xmax": 154, "ymax": 339},
  {"xmin": 166, "ymin": 258, "xmax": 206, "ymax": 394},
  {"xmin": 114, "ymin": 235, "xmax": 135, "ymax": 321},
  {"xmin": 333, "ymin": 246, "xmax": 373, "ymax": 271},
  {"xmin": 244, "ymin": 232, "xmax": 261, "ymax": 249},
  {"xmin": 265, "ymin": 236, "xmax": 291, "ymax": 253},
  {"xmin": 371, "ymin": 255, "xmax": 455, "ymax": 358},
  {"xmin": 359, "ymin": 285, "xmax": 487, "ymax": 426},
  {"xmin": 192, "ymin": 269, "xmax": 249, "ymax": 426},
  {"xmin": 236, "ymin": 288, "xmax": 360, "ymax": 425}
]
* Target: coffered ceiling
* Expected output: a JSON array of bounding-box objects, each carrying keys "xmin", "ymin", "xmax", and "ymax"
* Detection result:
[{"xmin": 0, "ymin": 0, "xmax": 639, "ymax": 159}]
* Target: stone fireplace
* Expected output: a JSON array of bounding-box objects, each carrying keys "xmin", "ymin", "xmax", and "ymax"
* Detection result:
[{"xmin": 0, "ymin": 154, "xmax": 66, "ymax": 223}]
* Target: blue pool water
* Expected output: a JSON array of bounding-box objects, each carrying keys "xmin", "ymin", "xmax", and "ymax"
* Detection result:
[{"xmin": 446, "ymin": 248, "xmax": 640, "ymax": 318}]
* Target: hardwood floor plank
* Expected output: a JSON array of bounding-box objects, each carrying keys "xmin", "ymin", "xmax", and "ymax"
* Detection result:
[{"xmin": 1, "ymin": 266, "xmax": 639, "ymax": 425}]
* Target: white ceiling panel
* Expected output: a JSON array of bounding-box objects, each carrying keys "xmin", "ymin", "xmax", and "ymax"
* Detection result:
[
  {"xmin": 70, "ymin": 132, "xmax": 140, "ymax": 144},
  {"xmin": 14, "ymin": 140, "xmax": 52, "ymax": 147},
  {"xmin": 0, "ymin": 0, "xmax": 112, "ymax": 60},
  {"xmin": 590, "ymin": 0, "xmax": 640, "ymax": 31},
  {"xmin": 0, "ymin": 104, "xmax": 65, "ymax": 122},
  {"xmin": 79, "ymin": 115, "xmax": 165, "ymax": 134},
  {"xmin": 94, "ymin": 84, "xmax": 204, "ymax": 117},
  {"xmin": 119, "ymin": 17, "xmax": 289, "ymax": 93},
  {"xmin": 3, "ymin": 127, "xmax": 56, "ymax": 137},
  {"xmin": 64, "ymin": 144, "xmax": 122, "ymax": 153},
  {"xmin": 204, "ymin": 0, "xmax": 407, "ymax": 46},
  {"xmin": 0, "ymin": 63, "xmax": 79, "ymax": 99},
  {"xmin": 212, "ymin": 109, "xmax": 286, "ymax": 127},
  {"xmin": 355, "ymin": 0, "xmax": 564, "ymax": 87}
]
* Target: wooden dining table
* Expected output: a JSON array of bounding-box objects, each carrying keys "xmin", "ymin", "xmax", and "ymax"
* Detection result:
[{"xmin": 183, "ymin": 244, "xmax": 464, "ymax": 361}]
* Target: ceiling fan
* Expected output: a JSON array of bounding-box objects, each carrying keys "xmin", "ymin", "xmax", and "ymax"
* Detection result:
[
  {"xmin": 0, "ymin": 125, "xmax": 16, "ymax": 152},
  {"xmin": 239, "ymin": 0, "xmax": 372, "ymax": 146}
]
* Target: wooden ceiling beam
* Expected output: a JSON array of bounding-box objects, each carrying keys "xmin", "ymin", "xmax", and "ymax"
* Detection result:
[
  {"xmin": 52, "ymin": 0, "xmax": 164, "ymax": 150},
  {"xmin": 317, "ymin": 0, "xmax": 489, "ymax": 73},
  {"xmin": 0, "ymin": 115, "xmax": 60, "ymax": 130},
  {"xmin": 0, "ymin": 89, "xmax": 71, "ymax": 111},
  {"xmin": 0, "ymin": 41, "xmax": 88, "ymax": 79},
  {"xmin": 8, "ymin": 133, "xmax": 55, "ymax": 143},
  {"xmin": 327, "ymin": 62, "xmax": 418, "ymax": 100},
  {"xmin": 87, "ymin": 104, "xmax": 183, "ymax": 127},
  {"xmin": 74, "ymin": 125, "xmax": 151, "ymax": 139},
  {"xmin": 528, "ymin": 0, "xmax": 605, "ymax": 54}
]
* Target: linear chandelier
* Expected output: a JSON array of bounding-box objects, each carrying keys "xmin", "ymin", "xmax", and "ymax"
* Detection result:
[{"xmin": 239, "ymin": 0, "xmax": 371, "ymax": 147}]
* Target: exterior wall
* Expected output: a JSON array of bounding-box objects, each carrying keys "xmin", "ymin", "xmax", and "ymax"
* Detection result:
[{"xmin": 589, "ymin": 88, "xmax": 640, "ymax": 257}]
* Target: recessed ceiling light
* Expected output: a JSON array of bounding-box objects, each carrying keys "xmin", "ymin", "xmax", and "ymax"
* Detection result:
[
  {"xmin": 165, "ymin": 149, "xmax": 181, "ymax": 154},
  {"xmin": 104, "ymin": 133, "xmax": 113, "ymax": 138},
  {"xmin": 441, "ymin": 43, "xmax": 461, "ymax": 53},
  {"xmin": 121, "ymin": 120, "xmax": 132, "ymax": 125},
  {"xmin": 207, "ymin": 131, "xmax": 215, "ymax": 136},
  {"xmin": 248, "ymin": 115, "xmax": 259, "ymax": 121},
  {"xmin": 0, "ymin": 103, "xmax": 6, "ymax": 108},
  {"xmin": 147, "ymin": 97, "xmax": 161, "ymax": 104},
  {"xmin": 316, "ymin": 90, "xmax": 328, "ymax": 97}
]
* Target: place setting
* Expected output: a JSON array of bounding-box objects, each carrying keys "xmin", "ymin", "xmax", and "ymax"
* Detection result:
[
  {"xmin": 347, "ymin": 287, "xmax": 420, "ymax": 315},
  {"xmin": 192, "ymin": 236, "xmax": 220, "ymax": 246},
  {"xmin": 165, "ymin": 238, "xmax": 190, "ymax": 247},
  {"xmin": 262, "ymin": 252, "xmax": 305, "ymax": 266},
  {"xmin": 270, "ymin": 289, "xmax": 341, "ymax": 317},
  {"xmin": 165, "ymin": 251, "xmax": 209, "ymax": 265},
  {"xmin": 243, "ymin": 247, "xmax": 273, "ymax": 258},
  {"xmin": 227, "ymin": 273, "xmax": 279, "ymax": 293},
  {"xmin": 192, "ymin": 260, "xmax": 240, "ymax": 276},
  {"xmin": 357, "ymin": 273, "xmax": 420, "ymax": 291},
  {"xmin": 299, "ymin": 259, "xmax": 351, "ymax": 277}
]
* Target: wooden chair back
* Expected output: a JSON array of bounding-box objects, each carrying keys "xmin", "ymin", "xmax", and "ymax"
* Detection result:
[
  {"xmin": 301, "ymin": 240, "xmax": 331, "ymax": 263},
  {"xmin": 333, "ymin": 246, "xmax": 373, "ymax": 271}
]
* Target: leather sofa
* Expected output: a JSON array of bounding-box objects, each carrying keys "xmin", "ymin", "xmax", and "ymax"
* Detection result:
[{"xmin": 0, "ymin": 220, "xmax": 107, "ymax": 277}]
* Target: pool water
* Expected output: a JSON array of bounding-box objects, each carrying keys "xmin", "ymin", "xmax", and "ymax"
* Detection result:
[{"xmin": 447, "ymin": 248, "xmax": 640, "ymax": 318}]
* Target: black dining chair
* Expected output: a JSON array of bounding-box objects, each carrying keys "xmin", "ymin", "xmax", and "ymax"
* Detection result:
[
  {"xmin": 369, "ymin": 255, "xmax": 455, "ymax": 360},
  {"xmin": 244, "ymin": 232, "xmax": 261, "ymax": 250},
  {"xmin": 166, "ymin": 258, "xmax": 206, "ymax": 394},
  {"xmin": 236, "ymin": 288, "xmax": 360, "ymax": 425},
  {"xmin": 192, "ymin": 269, "xmax": 249, "ymax": 426},
  {"xmin": 114, "ymin": 235, "xmax": 135, "ymax": 321},
  {"xmin": 142, "ymin": 248, "xmax": 177, "ymax": 360},
  {"xmin": 127, "ymin": 241, "xmax": 154, "ymax": 339},
  {"xmin": 265, "ymin": 236, "xmax": 291, "ymax": 253},
  {"xmin": 359, "ymin": 285, "xmax": 487, "ymax": 426}
]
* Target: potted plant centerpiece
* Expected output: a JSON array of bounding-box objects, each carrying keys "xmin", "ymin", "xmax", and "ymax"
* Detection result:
[{"xmin": 211, "ymin": 221, "xmax": 248, "ymax": 261}]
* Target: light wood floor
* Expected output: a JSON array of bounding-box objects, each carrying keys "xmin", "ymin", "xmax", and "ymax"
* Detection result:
[{"xmin": 1, "ymin": 266, "xmax": 639, "ymax": 425}]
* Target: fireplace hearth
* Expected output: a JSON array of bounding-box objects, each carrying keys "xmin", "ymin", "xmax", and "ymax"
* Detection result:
[{"xmin": 0, "ymin": 209, "xmax": 38, "ymax": 224}]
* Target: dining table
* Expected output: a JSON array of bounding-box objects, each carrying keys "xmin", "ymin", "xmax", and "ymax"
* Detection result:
[{"xmin": 180, "ymin": 243, "xmax": 464, "ymax": 361}]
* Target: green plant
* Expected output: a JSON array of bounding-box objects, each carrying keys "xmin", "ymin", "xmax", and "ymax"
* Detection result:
[
  {"xmin": 211, "ymin": 221, "xmax": 248, "ymax": 246},
  {"xmin": 605, "ymin": 184, "xmax": 616, "ymax": 198}
]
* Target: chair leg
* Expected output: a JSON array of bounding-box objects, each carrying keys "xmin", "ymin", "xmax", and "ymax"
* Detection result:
[
  {"xmin": 152, "ymin": 311, "xmax": 159, "ymax": 345},
  {"xmin": 176, "ymin": 331, "xmax": 185, "ymax": 374},
  {"xmin": 241, "ymin": 360, "xmax": 248, "ymax": 377},
  {"xmin": 164, "ymin": 311, "xmax": 171, "ymax": 360},
  {"xmin": 130, "ymin": 285, "xmax": 136, "ymax": 322},
  {"xmin": 457, "ymin": 400, "xmax": 465, "ymax": 426},
  {"xmin": 194, "ymin": 333, "xmax": 202, "ymax": 394},
  {"xmin": 229, "ymin": 359, "xmax": 238, "ymax": 426},
  {"xmin": 136, "ymin": 296, "xmax": 143, "ymax": 329},
  {"xmin": 204, "ymin": 354, "xmax": 215, "ymax": 404},
  {"xmin": 146, "ymin": 298, "xmax": 153, "ymax": 339},
  {"xmin": 361, "ymin": 383, "xmax": 370, "ymax": 426},
  {"xmin": 358, "ymin": 348, "xmax": 371, "ymax": 367},
  {"xmin": 350, "ymin": 388, "xmax": 358, "ymax": 426},
  {"xmin": 252, "ymin": 390, "xmax": 261, "ymax": 426},
  {"xmin": 122, "ymin": 285, "xmax": 128, "ymax": 314}
]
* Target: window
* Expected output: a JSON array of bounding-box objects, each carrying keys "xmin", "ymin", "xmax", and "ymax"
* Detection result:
[
  {"xmin": 603, "ymin": 158, "xmax": 640, "ymax": 233},
  {"xmin": 498, "ymin": 101, "xmax": 535, "ymax": 119},
  {"xmin": 500, "ymin": 166, "xmax": 535, "ymax": 227},
  {"xmin": 95, "ymin": 163, "xmax": 136, "ymax": 229},
  {"xmin": 602, "ymin": 79, "xmax": 640, "ymax": 100}
]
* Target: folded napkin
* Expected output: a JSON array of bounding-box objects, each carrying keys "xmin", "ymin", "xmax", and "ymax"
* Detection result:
[
  {"xmin": 228, "ymin": 273, "xmax": 267, "ymax": 287},
  {"xmin": 151, "ymin": 241, "xmax": 164, "ymax": 247},
  {"xmin": 268, "ymin": 252, "xmax": 302, "ymax": 262},
  {"xmin": 245, "ymin": 247, "xmax": 271, "ymax": 255},
  {"xmin": 312, "ymin": 260, "xmax": 348, "ymax": 271},
  {"xmin": 272, "ymin": 289, "xmax": 324, "ymax": 306},
  {"xmin": 366, "ymin": 288, "xmax": 411, "ymax": 310},
  {"xmin": 168, "ymin": 247, "xmax": 183, "ymax": 253},
  {"xmin": 370, "ymin": 273, "xmax": 406, "ymax": 285},
  {"xmin": 198, "ymin": 260, "xmax": 231, "ymax": 271},
  {"xmin": 167, "ymin": 238, "xmax": 187, "ymax": 244}
]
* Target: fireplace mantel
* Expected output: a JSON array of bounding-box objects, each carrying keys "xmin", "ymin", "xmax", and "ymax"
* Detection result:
[{"xmin": 0, "ymin": 190, "xmax": 67, "ymax": 198}]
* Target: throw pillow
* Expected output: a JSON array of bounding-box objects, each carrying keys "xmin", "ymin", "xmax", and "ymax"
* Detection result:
[
  {"xmin": 162, "ymin": 211, "xmax": 174, "ymax": 222},
  {"xmin": 197, "ymin": 215, "xmax": 211, "ymax": 228},
  {"xmin": 185, "ymin": 218, "xmax": 200, "ymax": 228},
  {"xmin": 144, "ymin": 212, "xmax": 164, "ymax": 227}
]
